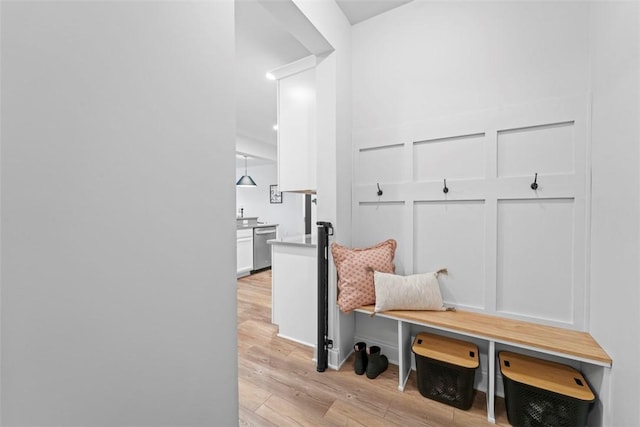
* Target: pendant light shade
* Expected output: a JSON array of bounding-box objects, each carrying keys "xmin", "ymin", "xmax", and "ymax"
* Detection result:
[
  {"xmin": 236, "ymin": 175, "xmax": 257, "ymax": 187},
  {"xmin": 236, "ymin": 156, "xmax": 257, "ymax": 187}
]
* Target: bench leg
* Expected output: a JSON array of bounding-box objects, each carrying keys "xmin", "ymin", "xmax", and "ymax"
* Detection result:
[
  {"xmin": 398, "ymin": 320, "xmax": 412, "ymax": 391},
  {"xmin": 487, "ymin": 340, "xmax": 496, "ymax": 423}
]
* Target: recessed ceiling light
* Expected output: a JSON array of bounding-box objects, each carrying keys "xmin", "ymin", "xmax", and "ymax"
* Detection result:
[
  {"xmin": 273, "ymin": 124, "xmax": 278, "ymax": 131},
  {"xmin": 265, "ymin": 72, "xmax": 276, "ymax": 81}
]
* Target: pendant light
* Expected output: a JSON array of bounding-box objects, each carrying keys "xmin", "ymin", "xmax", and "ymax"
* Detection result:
[{"xmin": 236, "ymin": 155, "xmax": 257, "ymax": 187}]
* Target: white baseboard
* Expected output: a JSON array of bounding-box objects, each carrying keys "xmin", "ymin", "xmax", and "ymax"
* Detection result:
[
  {"xmin": 276, "ymin": 333, "xmax": 314, "ymax": 348},
  {"xmin": 328, "ymin": 348, "xmax": 349, "ymax": 370},
  {"xmin": 236, "ymin": 269, "xmax": 251, "ymax": 278}
]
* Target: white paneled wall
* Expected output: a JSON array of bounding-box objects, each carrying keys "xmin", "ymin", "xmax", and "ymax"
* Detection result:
[
  {"xmin": 414, "ymin": 134, "xmax": 486, "ymax": 181},
  {"xmin": 496, "ymin": 198, "xmax": 575, "ymax": 324},
  {"xmin": 414, "ymin": 201, "xmax": 486, "ymax": 310},
  {"xmin": 352, "ymin": 96, "xmax": 589, "ymax": 330},
  {"xmin": 357, "ymin": 144, "xmax": 406, "ymax": 184},
  {"xmin": 354, "ymin": 202, "xmax": 408, "ymax": 273},
  {"xmin": 497, "ymin": 122, "xmax": 575, "ymax": 177}
]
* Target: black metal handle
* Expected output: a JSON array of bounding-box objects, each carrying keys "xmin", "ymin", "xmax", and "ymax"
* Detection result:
[
  {"xmin": 376, "ymin": 183, "xmax": 383, "ymax": 197},
  {"xmin": 443, "ymin": 179, "xmax": 449, "ymax": 194},
  {"xmin": 531, "ymin": 173, "xmax": 538, "ymax": 190}
]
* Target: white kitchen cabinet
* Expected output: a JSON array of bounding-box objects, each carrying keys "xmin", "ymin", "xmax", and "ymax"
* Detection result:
[
  {"xmin": 236, "ymin": 228, "xmax": 253, "ymax": 277},
  {"xmin": 276, "ymin": 61, "xmax": 316, "ymax": 193}
]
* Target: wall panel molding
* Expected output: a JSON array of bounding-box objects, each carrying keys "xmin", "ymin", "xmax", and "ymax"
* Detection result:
[{"xmin": 352, "ymin": 95, "xmax": 589, "ymax": 330}]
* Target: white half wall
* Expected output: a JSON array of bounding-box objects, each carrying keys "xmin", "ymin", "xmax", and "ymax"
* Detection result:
[{"xmin": 1, "ymin": 2, "xmax": 238, "ymax": 425}]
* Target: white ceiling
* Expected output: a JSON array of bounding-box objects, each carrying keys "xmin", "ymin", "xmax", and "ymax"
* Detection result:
[
  {"xmin": 335, "ymin": 0, "xmax": 413, "ymax": 25},
  {"xmin": 235, "ymin": 1, "xmax": 310, "ymax": 150},
  {"xmin": 235, "ymin": 0, "xmax": 413, "ymax": 167}
]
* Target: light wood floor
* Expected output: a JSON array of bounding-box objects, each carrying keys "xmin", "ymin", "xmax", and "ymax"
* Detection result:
[{"xmin": 237, "ymin": 270, "xmax": 511, "ymax": 426}]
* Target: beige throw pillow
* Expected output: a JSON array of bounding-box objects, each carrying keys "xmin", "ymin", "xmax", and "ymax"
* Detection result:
[{"xmin": 374, "ymin": 270, "xmax": 446, "ymax": 313}]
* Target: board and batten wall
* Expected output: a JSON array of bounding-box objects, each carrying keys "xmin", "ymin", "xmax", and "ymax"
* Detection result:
[
  {"xmin": 350, "ymin": 2, "xmax": 639, "ymax": 425},
  {"xmin": 1, "ymin": 1, "xmax": 238, "ymax": 425},
  {"xmin": 353, "ymin": 97, "xmax": 588, "ymax": 329}
]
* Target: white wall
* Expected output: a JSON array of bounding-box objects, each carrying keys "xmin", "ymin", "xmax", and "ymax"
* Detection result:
[
  {"xmin": 236, "ymin": 134, "xmax": 277, "ymax": 162},
  {"xmin": 351, "ymin": 0, "xmax": 591, "ymax": 323},
  {"xmin": 351, "ymin": 1, "xmax": 639, "ymax": 425},
  {"xmin": 236, "ymin": 163, "xmax": 304, "ymax": 237},
  {"xmin": 352, "ymin": 1, "xmax": 589, "ymax": 131},
  {"xmin": 292, "ymin": 0, "xmax": 354, "ymax": 368},
  {"xmin": 1, "ymin": 2, "xmax": 238, "ymax": 425},
  {"xmin": 588, "ymin": 2, "xmax": 640, "ymax": 426}
]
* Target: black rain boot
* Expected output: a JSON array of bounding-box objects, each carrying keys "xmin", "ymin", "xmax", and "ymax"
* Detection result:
[
  {"xmin": 353, "ymin": 342, "xmax": 368, "ymax": 375},
  {"xmin": 366, "ymin": 346, "xmax": 388, "ymax": 379}
]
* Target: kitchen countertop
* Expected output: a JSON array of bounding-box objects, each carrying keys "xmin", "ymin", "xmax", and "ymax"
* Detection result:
[
  {"xmin": 268, "ymin": 234, "xmax": 316, "ymax": 248},
  {"xmin": 236, "ymin": 223, "xmax": 279, "ymax": 230}
]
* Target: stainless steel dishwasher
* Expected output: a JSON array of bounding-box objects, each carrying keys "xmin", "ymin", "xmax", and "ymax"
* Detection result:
[{"xmin": 253, "ymin": 226, "xmax": 276, "ymax": 271}]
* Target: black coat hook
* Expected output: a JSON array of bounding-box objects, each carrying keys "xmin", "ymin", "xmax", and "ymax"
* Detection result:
[
  {"xmin": 443, "ymin": 179, "xmax": 449, "ymax": 194},
  {"xmin": 531, "ymin": 173, "xmax": 538, "ymax": 190},
  {"xmin": 376, "ymin": 183, "xmax": 383, "ymax": 197}
]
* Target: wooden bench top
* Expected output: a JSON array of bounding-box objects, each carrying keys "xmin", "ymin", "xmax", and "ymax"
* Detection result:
[{"xmin": 356, "ymin": 305, "xmax": 612, "ymax": 367}]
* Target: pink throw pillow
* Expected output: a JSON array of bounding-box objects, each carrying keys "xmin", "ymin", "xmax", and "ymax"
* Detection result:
[{"xmin": 331, "ymin": 239, "xmax": 397, "ymax": 313}]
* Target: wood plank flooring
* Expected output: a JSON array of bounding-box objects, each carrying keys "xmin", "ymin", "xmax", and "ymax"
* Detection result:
[{"xmin": 237, "ymin": 270, "xmax": 511, "ymax": 426}]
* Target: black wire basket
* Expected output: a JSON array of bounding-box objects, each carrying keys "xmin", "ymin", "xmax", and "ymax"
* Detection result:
[{"xmin": 412, "ymin": 333, "xmax": 478, "ymax": 410}]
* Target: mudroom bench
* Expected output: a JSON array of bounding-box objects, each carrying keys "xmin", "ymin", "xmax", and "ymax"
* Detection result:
[{"xmin": 354, "ymin": 305, "xmax": 612, "ymax": 423}]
